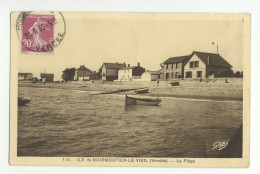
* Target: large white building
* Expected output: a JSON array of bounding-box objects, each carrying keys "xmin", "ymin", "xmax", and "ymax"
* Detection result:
[
  {"xmin": 118, "ymin": 63, "xmax": 145, "ymax": 81},
  {"xmin": 162, "ymin": 51, "xmax": 233, "ymax": 80}
]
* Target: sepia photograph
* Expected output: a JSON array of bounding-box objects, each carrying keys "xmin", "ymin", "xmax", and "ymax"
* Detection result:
[{"xmin": 9, "ymin": 12, "xmax": 250, "ymax": 167}]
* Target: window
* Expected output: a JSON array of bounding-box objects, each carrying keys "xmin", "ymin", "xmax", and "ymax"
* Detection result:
[
  {"xmin": 172, "ymin": 64, "xmax": 174, "ymax": 69},
  {"xmin": 166, "ymin": 64, "xmax": 169, "ymax": 70},
  {"xmin": 197, "ymin": 71, "xmax": 202, "ymax": 78},
  {"xmin": 171, "ymin": 72, "xmax": 174, "ymax": 79},
  {"xmin": 176, "ymin": 63, "xmax": 178, "ymax": 69},
  {"xmin": 195, "ymin": 61, "xmax": 199, "ymax": 68},
  {"xmin": 189, "ymin": 61, "xmax": 199, "ymax": 68},
  {"xmin": 189, "ymin": 62, "xmax": 193, "ymax": 68},
  {"xmin": 186, "ymin": 71, "xmax": 192, "ymax": 78}
]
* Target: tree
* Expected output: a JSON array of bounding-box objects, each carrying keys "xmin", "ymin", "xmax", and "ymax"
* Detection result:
[
  {"xmin": 61, "ymin": 68, "xmax": 76, "ymax": 82},
  {"xmin": 217, "ymin": 69, "xmax": 234, "ymax": 77},
  {"xmin": 96, "ymin": 66, "xmax": 103, "ymax": 76},
  {"xmin": 240, "ymin": 71, "xmax": 243, "ymax": 78}
]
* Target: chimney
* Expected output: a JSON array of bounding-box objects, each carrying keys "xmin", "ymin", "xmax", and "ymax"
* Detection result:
[
  {"xmin": 160, "ymin": 63, "xmax": 164, "ymax": 68},
  {"xmin": 128, "ymin": 64, "xmax": 130, "ymax": 67},
  {"xmin": 208, "ymin": 56, "xmax": 211, "ymax": 65},
  {"xmin": 138, "ymin": 62, "xmax": 140, "ymax": 66}
]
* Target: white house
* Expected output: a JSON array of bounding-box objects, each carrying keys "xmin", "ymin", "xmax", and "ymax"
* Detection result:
[
  {"xmin": 101, "ymin": 62, "xmax": 126, "ymax": 81},
  {"xmin": 18, "ymin": 73, "xmax": 33, "ymax": 80},
  {"xmin": 184, "ymin": 53, "xmax": 206, "ymax": 78},
  {"xmin": 183, "ymin": 51, "xmax": 233, "ymax": 79},
  {"xmin": 118, "ymin": 63, "xmax": 145, "ymax": 81},
  {"xmin": 74, "ymin": 65, "xmax": 93, "ymax": 81},
  {"xmin": 141, "ymin": 70, "xmax": 160, "ymax": 81}
]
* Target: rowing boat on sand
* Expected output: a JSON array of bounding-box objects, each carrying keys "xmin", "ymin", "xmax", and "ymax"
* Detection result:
[{"xmin": 125, "ymin": 95, "xmax": 161, "ymax": 106}]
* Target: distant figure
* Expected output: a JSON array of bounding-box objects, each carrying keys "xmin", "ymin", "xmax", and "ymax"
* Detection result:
[
  {"xmin": 157, "ymin": 80, "xmax": 159, "ymax": 86},
  {"xmin": 200, "ymin": 79, "xmax": 202, "ymax": 82},
  {"xmin": 42, "ymin": 78, "xmax": 46, "ymax": 85},
  {"xmin": 225, "ymin": 79, "xmax": 229, "ymax": 83}
]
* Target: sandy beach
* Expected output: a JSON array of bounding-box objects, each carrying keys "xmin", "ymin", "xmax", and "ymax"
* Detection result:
[{"xmin": 19, "ymin": 78, "xmax": 243, "ymax": 101}]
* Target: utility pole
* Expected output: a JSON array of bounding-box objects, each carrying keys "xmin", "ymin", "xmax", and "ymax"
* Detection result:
[{"xmin": 212, "ymin": 42, "xmax": 219, "ymax": 54}]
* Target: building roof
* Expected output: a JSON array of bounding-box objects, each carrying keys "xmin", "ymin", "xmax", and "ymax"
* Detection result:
[
  {"xmin": 18, "ymin": 73, "xmax": 33, "ymax": 76},
  {"xmin": 77, "ymin": 65, "xmax": 92, "ymax": 72},
  {"xmin": 164, "ymin": 51, "xmax": 232, "ymax": 68},
  {"xmin": 164, "ymin": 55, "xmax": 190, "ymax": 64},
  {"xmin": 103, "ymin": 63, "xmax": 126, "ymax": 69},
  {"xmin": 40, "ymin": 73, "xmax": 54, "ymax": 78},
  {"xmin": 157, "ymin": 69, "xmax": 164, "ymax": 74},
  {"xmin": 120, "ymin": 66, "xmax": 138, "ymax": 70},
  {"xmin": 145, "ymin": 70, "xmax": 160, "ymax": 75},
  {"xmin": 193, "ymin": 51, "xmax": 232, "ymax": 68}
]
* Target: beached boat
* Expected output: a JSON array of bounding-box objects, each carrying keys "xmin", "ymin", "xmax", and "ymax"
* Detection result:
[
  {"xmin": 135, "ymin": 88, "xmax": 149, "ymax": 94},
  {"xmin": 18, "ymin": 97, "xmax": 31, "ymax": 106},
  {"xmin": 170, "ymin": 82, "xmax": 179, "ymax": 86},
  {"xmin": 125, "ymin": 95, "xmax": 161, "ymax": 106}
]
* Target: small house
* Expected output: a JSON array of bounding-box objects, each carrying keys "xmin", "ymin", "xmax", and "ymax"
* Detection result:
[
  {"xmin": 74, "ymin": 65, "xmax": 93, "ymax": 81},
  {"xmin": 40, "ymin": 73, "xmax": 54, "ymax": 82},
  {"xmin": 118, "ymin": 63, "xmax": 145, "ymax": 81},
  {"xmin": 141, "ymin": 70, "xmax": 160, "ymax": 81},
  {"xmin": 101, "ymin": 62, "xmax": 126, "ymax": 81},
  {"xmin": 18, "ymin": 73, "xmax": 33, "ymax": 80}
]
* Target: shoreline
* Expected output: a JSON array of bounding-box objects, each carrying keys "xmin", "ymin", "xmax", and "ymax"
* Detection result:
[
  {"xmin": 18, "ymin": 79, "xmax": 243, "ymax": 102},
  {"xmin": 141, "ymin": 93, "xmax": 242, "ymax": 102}
]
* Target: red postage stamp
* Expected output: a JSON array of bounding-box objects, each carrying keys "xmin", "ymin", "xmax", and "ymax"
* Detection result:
[{"xmin": 22, "ymin": 14, "xmax": 55, "ymax": 53}]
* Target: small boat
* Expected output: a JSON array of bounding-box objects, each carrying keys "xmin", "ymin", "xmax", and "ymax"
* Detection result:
[
  {"xmin": 135, "ymin": 88, "xmax": 149, "ymax": 94},
  {"xmin": 170, "ymin": 82, "xmax": 179, "ymax": 86},
  {"xmin": 125, "ymin": 95, "xmax": 161, "ymax": 106},
  {"xmin": 18, "ymin": 97, "xmax": 31, "ymax": 106}
]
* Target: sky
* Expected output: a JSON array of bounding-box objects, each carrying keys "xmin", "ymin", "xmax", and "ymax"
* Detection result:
[{"xmin": 17, "ymin": 13, "xmax": 245, "ymax": 80}]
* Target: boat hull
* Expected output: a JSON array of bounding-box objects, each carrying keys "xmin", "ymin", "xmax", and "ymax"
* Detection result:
[
  {"xmin": 135, "ymin": 88, "xmax": 149, "ymax": 94},
  {"xmin": 125, "ymin": 95, "xmax": 161, "ymax": 106},
  {"xmin": 18, "ymin": 98, "xmax": 31, "ymax": 106},
  {"xmin": 170, "ymin": 82, "xmax": 179, "ymax": 86}
]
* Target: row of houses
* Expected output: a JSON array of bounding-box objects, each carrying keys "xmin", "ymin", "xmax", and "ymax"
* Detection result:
[
  {"xmin": 99, "ymin": 51, "xmax": 233, "ymax": 81},
  {"xmin": 18, "ymin": 51, "xmax": 234, "ymax": 82},
  {"xmin": 18, "ymin": 73, "xmax": 54, "ymax": 82}
]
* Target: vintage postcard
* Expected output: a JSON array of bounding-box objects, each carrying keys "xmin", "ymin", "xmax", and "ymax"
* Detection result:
[{"xmin": 10, "ymin": 12, "xmax": 250, "ymax": 167}]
